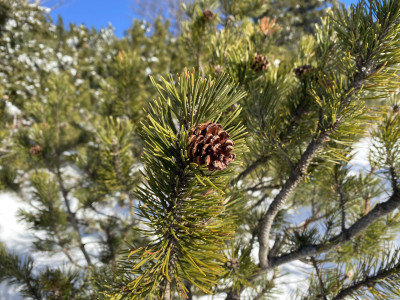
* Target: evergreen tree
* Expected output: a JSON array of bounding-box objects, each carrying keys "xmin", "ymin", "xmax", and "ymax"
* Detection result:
[
  {"xmin": 259, "ymin": 0, "xmax": 338, "ymax": 43},
  {"xmin": 1, "ymin": 0, "xmax": 400, "ymax": 299}
]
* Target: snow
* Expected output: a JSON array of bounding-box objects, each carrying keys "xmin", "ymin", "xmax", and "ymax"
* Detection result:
[
  {"xmin": 17, "ymin": 54, "xmax": 34, "ymax": 68},
  {"xmin": 5, "ymin": 19, "xmax": 17, "ymax": 30},
  {"xmin": 75, "ymin": 79, "xmax": 85, "ymax": 86},
  {"xmin": 66, "ymin": 36, "xmax": 79, "ymax": 48},
  {"xmin": 0, "ymin": 185, "xmax": 315, "ymax": 299},
  {"xmin": 38, "ymin": 6, "xmax": 51, "ymax": 14},
  {"xmin": 42, "ymin": 61, "xmax": 58, "ymax": 72},
  {"xmin": 149, "ymin": 56, "xmax": 159, "ymax": 63},
  {"xmin": 0, "ymin": 194, "xmax": 34, "ymax": 300},
  {"xmin": 145, "ymin": 67, "xmax": 152, "ymax": 76},
  {"xmin": 5, "ymin": 101, "xmax": 21, "ymax": 115}
]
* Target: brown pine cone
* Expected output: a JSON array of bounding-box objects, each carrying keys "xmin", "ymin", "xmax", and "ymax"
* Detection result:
[
  {"xmin": 29, "ymin": 145, "xmax": 42, "ymax": 156},
  {"xmin": 213, "ymin": 64, "xmax": 223, "ymax": 76},
  {"xmin": 203, "ymin": 10, "xmax": 214, "ymax": 21},
  {"xmin": 226, "ymin": 257, "xmax": 239, "ymax": 270},
  {"xmin": 294, "ymin": 65, "xmax": 314, "ymax": 79},
  {"xmin": 252, "ymin": 54, "xmax": 269, "ymax": 72},
  {"xmin": 188, "ymin": 122, "xmax": 236, "ymax": 171}
]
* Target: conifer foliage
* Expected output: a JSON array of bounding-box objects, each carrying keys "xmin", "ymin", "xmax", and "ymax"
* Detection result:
[
  {"xmin": 107, "ymin": 69, "xmax": 247, "ymax": 299},
  {"xmin": 1, "ymin": 0, "xmax": 400, "ymax": 300}
]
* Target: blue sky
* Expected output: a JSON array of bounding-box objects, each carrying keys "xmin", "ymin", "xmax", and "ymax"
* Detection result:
[
  {"xmin": 49, "ymin": 0, "xmax": 357, "ymax": 38},
  {"xmin": 49, "ymin": 0, "xmax": 141, "ymax": 37}
]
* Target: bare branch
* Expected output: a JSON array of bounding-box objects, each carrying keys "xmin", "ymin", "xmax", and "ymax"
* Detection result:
[
  {"xmin": 389, "ymin": 166, "xmax": 399, "ymax": 193},
  {"xmin": 332, "ymin": 261, "xmax": 400, "ymax": 300},
  {"xmin": 233, "ymin": 155, "xmax": 271, "ymax": 184},
  {"xmin": 268, "ymin": 188, "xmax": 400, "ymax": 269},
  {"xmin": 55, "ymin": 166, "xmax": 93, "ymax": 266},
  {"xmin": 257, "ymin": 38, "xmax": 378, "ymax": 267},
  {"xmin": 258, "ymin": 131, "xmax": 329, "ymax": 268},
  {"xmin": 283, "ymin": 211, "xmax": 328, "ymax": 237},
  {"xmin": 335, "ymin": 170, "xmax": 347, "ymax": 236},
  {"xmin": 311, "ymin": 257, "xmax": 328, "ymax": 300},
  {"xmin": 253, "ymin": 269, "xmax": 278, "ymax": 300}
]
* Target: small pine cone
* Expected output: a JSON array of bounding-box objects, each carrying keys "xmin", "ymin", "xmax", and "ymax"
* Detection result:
[
  {"xmin": 294, "ymin": 65, "xmax": 314, "ymax": 79},
  {"xmin": 226, "ymin": 258, "xmax": 239, "ymax": 270},
  {"xmin": 252, "ymin": 54, "xmax": 269, "ymax": 72},
  {"xmin": 203, "ymin": 10, "xmax": 214, "ymax": 21},
  {"xmin": 213, "ymin": 64, "xmax": 223, "ymax": 76},
  {"xmin": 188, "ymin": 122, "xmax": 236, "ymax": 171},
  {"xmin": 393, "ymin": 104, "xmax": 399, "ymax": 114},
  {"xmin": 29, "ymin": 145, "xmax": 41, "ymax": 156}
]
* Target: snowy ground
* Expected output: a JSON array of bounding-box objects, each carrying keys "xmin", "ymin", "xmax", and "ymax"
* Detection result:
[
  {"xmin": 0, "ymin": 193, "xmax": 33, "ymax": 300},
  {"xmin": 0, "ymin": 193, "xmax": 312, "ymax": 299}
]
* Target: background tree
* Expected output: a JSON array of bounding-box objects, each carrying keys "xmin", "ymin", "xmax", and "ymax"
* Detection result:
[
  {"xmin": 1, "ymin": 0, "xmax": 400, "ymax": 300},
  {"xmin": 259, "ymin": 0, "xmax": 338, "ymax": 43}
]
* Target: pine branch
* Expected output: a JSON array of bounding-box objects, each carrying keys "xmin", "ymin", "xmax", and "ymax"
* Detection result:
[
  {"xmin": 111, "ymin": 135, "xmax": 138, "ymax": 244},
  {"xmin": 227, "ymin": 186, "xmax": 400, "ymax": 299},
  {"xmin": 332, "ymin": 253, "xmax": 400, "ymax": 300},
  {"xmin": 253, "ymin": 270, "xmax": 277, "ymax": 300},
  {"xmin": 234, "ymin": 155, "xmax": 270, "ymax": 184},
  {"xmin": 159, "ymin": 154, "xmax": 187, "ymax": 300},
  {"xmin": 258, "ymin": 130, "xmax": 331, "ymax": 268},
  {"xmin": 268, "ymin": 187, "xmax": 400, "ymax": 269},
  {"xmin": 258, "ymin": 0, "xmax": 400, "ymax": 267},
  {"xmin": 335, "ymin": 168, "xmax": 347, "ymax": 237},
  {"xmin": 389, "ymin": 166, "xmax": 399, "ymax": 193},
  {"xmin": 49, "ymin": 200, "xmax": 81, "ymax": 268},
  {"xmin": 234, "ymin": 81, "xmax": 312, "ymax": 184},
  {"xmin": 268, "ymin": 233, "xmax": 283, "ymax": 258},
  {"xmin": 310, "ymin": 257, "xmax": 328, "ymax": 300},
  {"xmin": 111, "ymin": 70, "xmax": 247, "ymax": 299},
  {"xmin": 54, "ymin": 165, "xmax": 92, "ymax": 266},
  {"xmin": 0, "ymin": 244, "xmax": 42, "ymax": 300}
]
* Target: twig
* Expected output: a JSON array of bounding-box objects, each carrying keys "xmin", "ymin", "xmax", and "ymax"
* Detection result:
[
  {"xmin": 310, "ymin": 257, "xmax": 328, "ymax": 300},
  {"xmin": 389, "ymin": 166, "xmax": 399, "ymax": 193},
  {"xmin": 253, "ymin": 269, "xmax": 278, "ymax": 300},
  {"xmin": 55, "ymin": 166, "xmax": 93, "ymax": 266},
  {"xmin": 233, "ymin": 155, "xmax": 271, "ymax": 184},
  {"xmin": 335, "ymin": 170, "xmax": 347, "ymax": 238},
  {"xmin": 257, "ymin": 40, "xmax": 377, "ymax": 268},
  {"xmin": 332, "ymin": 261, "xmax": 400, "ymax": 300},
  {"xmin": 268, "ymin": 188, "xmax": 400, "ymax": 269},
  {"xmin": 258, "ymin": 130, "xmax": 330, "ymax": 268},
  {"xmin": 285, "ymin": 212, "xmax": 328, "ymax": 233}
]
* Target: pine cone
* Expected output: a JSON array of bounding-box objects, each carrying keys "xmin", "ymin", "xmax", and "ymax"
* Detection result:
[
  {"xmin": 252, "ymin": 54, "xmax": 269, "ymax": 72},
  {"xmin": 29, "ymin": 145, "xmax": 42, "ymax": 156},
  {"xmin": 188, "ymin": 122, "xmax": 236, "ymax": 171},
  {"xmin": 213, "ymin": 64, "xmax": 223, "ymax": 76},
  {"xmin": 203, "ymin": 10, "xmax": 214, "ymax": 21},
  {"xmin": 226, "ymin": 257, "xmax": 239, "ymax": 270},
  {"xmin": 294, "ymin": 65, "xmax": 314, "ymax": 79}
]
